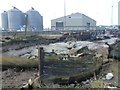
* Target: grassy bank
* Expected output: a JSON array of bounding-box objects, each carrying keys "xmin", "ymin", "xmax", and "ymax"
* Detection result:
[{"xmin": 1, "ymin": 54, "xmax": 38, "ymax": 70}]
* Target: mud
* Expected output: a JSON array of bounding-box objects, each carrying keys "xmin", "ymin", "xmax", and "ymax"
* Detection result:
[
  {"xmin": 1, "ymin": 36, "xmax": 120, "ymax": 88},
  {"xmin": 2, "ymin": 68, "xmax": 38, "ymax": 88}
]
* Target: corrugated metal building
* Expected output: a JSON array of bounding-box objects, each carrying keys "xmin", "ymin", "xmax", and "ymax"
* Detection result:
[
  {"xmin": 26, "ymin": 8, "xmax": 43, "ymax": 31},
  {"xmin": 1, "ymin": 7, "xmax": 43, "ymax": 31},
  {"xmin": 118, "ymin": 1, "xmax": 120, "ymax": 29},
  {"xmin": 51, "ymin": 13, "xmax": 96, "ymax": 30},
  {"xmin": 1, "ymin": 11, "xmax": 8, "ymax": 30},
  {"xmin": 7, "ymin": 7, "xmax": 24, "ymax": 31}
]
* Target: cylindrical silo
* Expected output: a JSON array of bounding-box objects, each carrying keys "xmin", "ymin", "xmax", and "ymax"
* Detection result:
[
  {"xmin": 1, "ymin": 11, "xmax": 8, "ymax": 30},
  {"xmin": 26, "ymin": 7, "xmax": 43, "ymax": 31},
  {"xmin": 7, "ymin": 7, "xmax": 24, "ymax": 31},
  {"xmin": 22, "ymin": 13, "xmax": 26, "ymax": 25}
]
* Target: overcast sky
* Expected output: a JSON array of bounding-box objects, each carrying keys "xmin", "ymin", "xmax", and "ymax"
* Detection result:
[{"xmin": 0, "ymin": 0, "xmax": 119, "ymax": 28}]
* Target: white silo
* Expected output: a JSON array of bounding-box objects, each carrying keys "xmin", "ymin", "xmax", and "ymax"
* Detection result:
[
  {"xmin": 22, "ymin": 13, "xmax": 27, "ymax": 25},
  {"xmin": 1, "ymin": 11, "xmax": 8, "ymax": 30},
  {"xmin": 7, "ymin": 7, "xmax": 24, "ymax": 31},
  {"xmin": 26, "ymin": 7, "xmax": 43, "ymax": 31}
]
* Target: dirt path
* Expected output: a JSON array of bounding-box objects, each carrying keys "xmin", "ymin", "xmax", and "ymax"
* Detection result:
[{"xmin": 2, "ymin": 69, "xmax": 38, "ymax": 88}]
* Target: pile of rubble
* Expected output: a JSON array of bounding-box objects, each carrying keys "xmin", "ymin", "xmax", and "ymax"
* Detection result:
[{"xmin": 3, "ymin": 38, "xmax": 118, "ymax": 60}]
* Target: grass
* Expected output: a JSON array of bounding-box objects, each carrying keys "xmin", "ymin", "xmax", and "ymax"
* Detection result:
[
  {"xmin": 89, "ymin": 61, "xmax": 119, "ymax": 88},
  {"xmin": 1, "ymin": 34, "xmax": 62, "ymax": 40},
  {"xmin": 1, "ymin": 53, "xmax": 96, "ymax": 69},
  {"xmin": 108, "ymin": 63, "xmax": 118, "ymax": 75},
  {"xmin": 2, "ymin": 34, "xmax": 61, "ymax": 46},
  {"xmin": 45, "ymin": 55, "xmax": 60, "ymax": 61},
  {"xmin": 39, "ymin": 34, "xmax": 62, "ymax": 39},
  {"xmin": 1, "ymin": 54, "xmax": 38, "ymax": 69},
  {"xmin": 90, "ymin": 79, "xmax": 104, "ymax": 88},
  {"xmin": 101, "ymin": 61, "xmax": 119, "ymax": 76},
  {"xmin": 0, "ymin": 35, "xmax": 13, "ymax": 38}
]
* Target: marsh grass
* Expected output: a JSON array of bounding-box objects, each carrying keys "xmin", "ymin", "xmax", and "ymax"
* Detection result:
[{"xmin": 1, "ymin": 54, "xmax": 38, "ymax": 69}]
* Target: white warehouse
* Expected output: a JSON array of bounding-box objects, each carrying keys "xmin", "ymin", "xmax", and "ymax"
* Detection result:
[{"xmin": 51, "ymin": 13, "xmax": 96, "ymax": 30}]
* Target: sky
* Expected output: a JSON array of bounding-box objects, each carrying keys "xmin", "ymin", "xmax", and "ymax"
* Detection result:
[{"xmin": 0, "ymin": 0, "xmax": 119, "ymax": 28}]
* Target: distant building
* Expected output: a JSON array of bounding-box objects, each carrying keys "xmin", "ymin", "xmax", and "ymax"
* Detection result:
[
  {"xmin": 26, "ymin": 8, "xmax": 43, "ymax": 31},
  {"xmin": 1, "ymin": 7, "xmax": 43, "ymax": 31},
  {"xmin": 118, "ymin": 1, "xmax": 120, "ymax": 29},
  {"xmin": 96, "ymin": 25, "xmax": 118, "ymax": 30},
  {"xmin": 51, "ymin": 13, "xmax": 96, "ymax": 30}
]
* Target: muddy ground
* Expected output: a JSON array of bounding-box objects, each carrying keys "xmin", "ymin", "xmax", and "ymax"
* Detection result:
[
  {"xmin": 1, "ymin": 68, "xmax": 38, "ymax": 88},
  {"xmin": 1, "ymin": 35, "xmax": 120, "ymax": 88},
  {"xmin": 1, "ymin": 45, "xmax": 119, "ymax": 89},
  {"xmin": 1, "ymin": 59, "xmax": 119, "ymax": 88},
  {"xmin": 1, "ymin": 35, "xmax": 60, "ymax": 53}
]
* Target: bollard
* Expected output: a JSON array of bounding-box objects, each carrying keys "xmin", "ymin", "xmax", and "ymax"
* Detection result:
[{"xmin": 38, "ymin": 47, "xmax": 44, "ymax": 86}]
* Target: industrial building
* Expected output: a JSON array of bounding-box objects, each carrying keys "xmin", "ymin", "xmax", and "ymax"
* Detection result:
[
  {"xmin": 26, "ymin": 8, "xmax": 43, "ymax": 31},
  {"xmin": 1, "ymin": 11, "xmax": 8, "ymax": 30},
  {"xmin": 7, "ymin": 7, "xmax": 25, "ymax": 31},
  {"xmin": 51, "ymin": 13, "xmax": 96, "ymax": 30},
  {"xmin": 118, "ymin": 1, "xmax": 120, "ymax": 29},
  {"xmin": 1, "ymin": 7, "xmax": 43, "ymax": 31}
]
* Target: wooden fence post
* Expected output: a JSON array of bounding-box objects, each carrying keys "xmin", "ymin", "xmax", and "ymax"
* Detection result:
[{"xmin": 38, "ymin": 47, "xmax": 44, "ymax": 85}]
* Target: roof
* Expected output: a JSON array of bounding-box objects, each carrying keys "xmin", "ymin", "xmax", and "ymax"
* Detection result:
[{"xmin": 51, "ymin": 12, "xmax": 96, "ymax": 22}]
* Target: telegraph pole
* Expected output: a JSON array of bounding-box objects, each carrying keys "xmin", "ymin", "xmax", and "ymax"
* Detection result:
[
  {"xmin": 64, "ymin": 0, "xmax": 66, "ymax": 31},
  {"xmin": 111, "ymin": 5, "xmax": 113, "ymax": 28}
]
